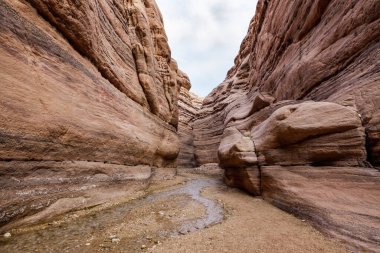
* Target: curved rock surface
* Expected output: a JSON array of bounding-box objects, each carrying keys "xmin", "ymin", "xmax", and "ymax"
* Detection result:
[
  {"xmin": 0, "ymin": 0, "xmax": 187, "ymax": 227},
  {"xmin": 180, "ymin": 0, "xmax": 380, "ymax": 251},
  {"xmin": 251, "ymin": 102, "xmax": 366, "ymax": 167},
  {"xmin": 262, "ymin": 166, "xmax": 380, "ymax": 253},
  {"xmin": 192, "ymin": 0, "xmax": 380, "ymax": 166},
  {"xmin": 1, "ymin": 0, "xmax": 380, "ymax": 250}
]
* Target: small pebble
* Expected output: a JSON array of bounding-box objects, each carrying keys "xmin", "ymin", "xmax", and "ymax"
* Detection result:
[
  {"xmin": 3, "ymin": 232, "xmax": 11, "ymax": 238},
  {"xmin": 111, "ymin": 238, "xmax": 120, "ymax": 243},
  {"xmin": 85, "ymin": 243, "xmax": 91, "ymax": 246},
  {"xmin": 141, "ymin": 244, "xmax": 147, "ymax": 249}
]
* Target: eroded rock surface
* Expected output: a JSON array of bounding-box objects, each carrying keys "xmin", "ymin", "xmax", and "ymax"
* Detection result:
[
  {"xmin": 26, "ymin": 0, "xmax": 187, "ymax": 124},
  {"xmin": 177, "ymin": 88, "xmax": 203, "ymax": 167},
  {"xmin": 262, "ymin": 166, "xmax": 380, "ymax": 253},
  {"xmin": 192, "ymin": 0, "xmax": 380, "ymax": 166},
  {"xmin": 251, "ymin": 102, "xmax": 366, "ymax": 167},
  {"xmin": 1, "ymin": 0, "xmax": 379, "ymax": 251},
  {"xmin": 180, "ymin": 0, "xmax": 380, "ymax": 251},
  {"xmin": 0, "ymin": 0, "xmax": 187, "ymax": 228}
]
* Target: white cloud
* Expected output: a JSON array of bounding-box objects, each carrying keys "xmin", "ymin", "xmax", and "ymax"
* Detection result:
[{"xmin": 156, "ymin": 0, "xmax": 258, "ymax": 97}]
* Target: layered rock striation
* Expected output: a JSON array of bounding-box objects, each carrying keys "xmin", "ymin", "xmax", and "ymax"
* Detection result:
[
  {"xmin": 193, "ymin": 0, "xmax": 380, "ymax": 167},
  {"xmin": 1, "ymin": 0, "xmax": 380, "ymax": 250},
  {"xmin": 177, "ymin": 87, "xmax": 203, "ymax": 167},
  {"xmin": 183, "ymin": 0, "xmax": 380, "ymax": 251},
  {"xmin": 0, "ymin": 0, "xmax": 189, "ymax": 228}
]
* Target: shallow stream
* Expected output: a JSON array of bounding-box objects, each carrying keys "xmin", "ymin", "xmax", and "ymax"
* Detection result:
[{"xmin": 0, "ymin": 177, "xmax": 224, "ymax": 253}]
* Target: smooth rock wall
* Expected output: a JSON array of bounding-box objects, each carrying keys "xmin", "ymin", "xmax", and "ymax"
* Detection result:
[{"xmin": 0, "ymin": 0, "xmax": 187, "ymax": 227}]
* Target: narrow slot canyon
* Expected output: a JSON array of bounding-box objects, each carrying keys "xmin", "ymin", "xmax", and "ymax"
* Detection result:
[{"xmin": 0, "ymin": 0, "xmax": 379, "ymax": 252}]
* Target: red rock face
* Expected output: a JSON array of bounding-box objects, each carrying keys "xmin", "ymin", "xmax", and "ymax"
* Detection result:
[
  {"xmin": 25, "ymin": 0, "xmax": 188, "ymax": 125},
  {"xmin": 178, "ymin": 0, "xmax": 380, "ymax": 251},
  {"xmin": 192, "ymin": 0, "xmax": 380, "ymax": 166},
  {"xmin": 0, "ymin": 0, "xmax": 187, "ymax": 228},
  {"xmin": 261, "ymin": 166, "xmax": 380, "ymax": 253},
  {"xmin": 177, "ymin": 87, "xmax": 203, "ymax": 167}
]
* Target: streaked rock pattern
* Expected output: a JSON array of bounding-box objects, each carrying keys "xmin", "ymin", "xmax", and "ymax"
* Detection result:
[
  {"xmin": 177, "ymin": 87, "xmax": 203, "ymax": 167},
  {"xmin": 193, "ymin": 0, "xmax": 380, "ymax": 166},
  {"xmin": 0, "ymin": 0, "xmax": 186, "ymax": 228},
  {"xmin": 0, "ymin": 161, "xmax": 151, "ymax": 230},
  {"xmin": 251, "ymin": 102, "xmax": 366, "ymax": 167},
  {"xmin": 262, "ymin": 166, "xmax": 380, "ymax": 253},
  {"xmin": 26, "ymin": 0, "xmax": 187, "ymax": 125},
  {"xmin": 186, "ymin": 0, "xmax": 380, "ymax": 251}
]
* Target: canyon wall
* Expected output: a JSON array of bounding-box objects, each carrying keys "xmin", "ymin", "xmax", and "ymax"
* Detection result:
[
  {"xmin": 177, "ymin": 87, "xmax": 203, "ymax": 167},
  {"xmin": 193, "ymin": 0, "xmax": 380, "ymax": 167},
  {"xmin": 186, "ymin": 0, "xmax": 380, "ymax": 251},
  {"xmin": 0, "ymin": 0, "xmax": 188, "ymax": 229}
]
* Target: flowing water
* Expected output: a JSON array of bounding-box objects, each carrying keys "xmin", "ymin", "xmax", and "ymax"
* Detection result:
[{"xmin": 146, "ymin": 178, "xmax": 224, "ymax": 235}]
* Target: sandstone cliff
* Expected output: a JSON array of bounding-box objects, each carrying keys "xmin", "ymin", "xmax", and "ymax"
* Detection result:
[
  {"xmin": 180, "ymin": 0, "xmax": 380, "ymax": 251},
  {"xmin": 0, "ymin": 0, "xmax": 188, "ymax": 228},
  {"xmin": 1, "ymin": 0, "xmax": 380, "ymax": 250},
  {"xmin": 193, "ymin": 0, "xmax": 380, "ymax": 167},
  {"xmin": 177, "ymin": 87, "xmax": 203, "ymax": 168}
]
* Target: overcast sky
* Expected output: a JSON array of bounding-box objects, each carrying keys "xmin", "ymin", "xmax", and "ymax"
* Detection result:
[{"xmin": 156, "ymin": 0, "xmax": 258, "ymax": 97}]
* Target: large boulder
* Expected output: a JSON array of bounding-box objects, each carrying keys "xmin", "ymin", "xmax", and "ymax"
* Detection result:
[
  {"xmin": 218, "ymin": 127, "xmax": 257, "ymax": 168},
  {"xmin": 218, "ymin": 127, "xmax": 260, "ymax": 195},
  {"xmin": 251, "ymin": 102, "xmax": 367, "ymax": 166}
]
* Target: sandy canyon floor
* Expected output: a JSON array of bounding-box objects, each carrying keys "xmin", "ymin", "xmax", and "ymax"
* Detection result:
[{"xmin": 0, "ymin": 169, "xmax": 349, "ymax": 253}]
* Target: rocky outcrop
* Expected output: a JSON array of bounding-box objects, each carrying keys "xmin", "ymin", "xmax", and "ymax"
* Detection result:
[
  {"xmin": 220, "ymin": 100, "xmax": 368, "ymax": 196},
  {"xmin": 0, "ymin": 0, "xmax": 187, "ymax": 228},
  {"xmin": 187, "ymin": 0, "xmax": 380, "ymax": 251},
  {"xmin": 251, "ymin": 102, "xmax": 366, "ymax": 167}
]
